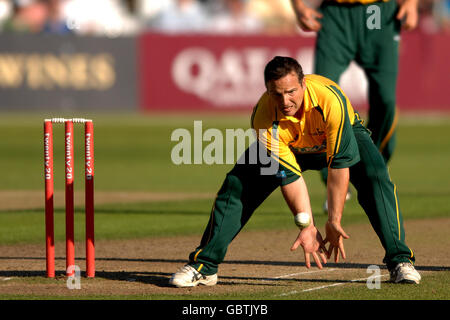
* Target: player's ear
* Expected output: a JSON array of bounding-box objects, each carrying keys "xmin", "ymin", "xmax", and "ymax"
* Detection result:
[{"xmin": 300, "ymin": 77, "xmax": 306, "ymax": 89}]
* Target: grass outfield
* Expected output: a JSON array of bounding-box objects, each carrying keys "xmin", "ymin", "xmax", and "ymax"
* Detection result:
[{"xmin": 0, "ymin": 112, "xmax": 449, "ymax": 301}]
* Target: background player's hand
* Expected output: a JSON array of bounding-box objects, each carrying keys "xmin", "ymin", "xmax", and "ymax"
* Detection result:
[
  {"xmin": 397, "ymin": 0, "xmax": 419, "ymax": 31},
  {"xmin": 291, "ymin": 226, "xmax": 327, "ymax": 269},
  {"xmin": 323, "ymin": 220, "xmax": 349, "ymax": 263},
  {"xmin": 293, "ymin": 5, "xmax": 323, "ymax": 32}
]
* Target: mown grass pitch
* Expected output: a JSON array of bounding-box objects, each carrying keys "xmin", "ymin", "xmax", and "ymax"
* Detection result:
[{"xmin": 0, "ymin": 112, "xmax": 449, "ymax": 301}]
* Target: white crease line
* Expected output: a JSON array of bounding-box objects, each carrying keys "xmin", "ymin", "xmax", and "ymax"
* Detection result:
[
  {"xmin": 278, "ymin": 274, "xmax": 389, "ymax": 297},
  {"xmin": 262, "ymin": 268, "xmax": 336, "ymax": 281}
]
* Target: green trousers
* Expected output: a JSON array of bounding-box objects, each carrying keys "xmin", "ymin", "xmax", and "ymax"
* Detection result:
[
  {"xmin": 315, "ymin": 0, "xmax": 401, "ymax": 164},
  {"xmin": 189, "ymin": 121, "xmax": 415, "ymax": 275}
]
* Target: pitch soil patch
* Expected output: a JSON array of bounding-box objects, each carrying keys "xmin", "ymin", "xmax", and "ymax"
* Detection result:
[{"xmin": 0, "ymin": 218, "xmax": 449, "ymax": 298}]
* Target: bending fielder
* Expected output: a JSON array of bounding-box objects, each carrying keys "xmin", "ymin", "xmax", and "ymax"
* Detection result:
[{"xmin": 170, "ymin": 56, "xmax": 420, "ymax": 287}]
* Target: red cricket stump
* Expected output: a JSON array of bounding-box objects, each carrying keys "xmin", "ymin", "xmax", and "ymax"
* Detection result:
[
  {"xmin": 85, "ymin": 120, "xmax": 95, "ymax": 278},
  {"xmin": 44, "ymin": 118, "xmax": 95, "ymax": 278},
  {"xmin": 44, "ymin": 121, "xmax": 55, "ymax": 278},
  {"xmin": 65, "ymin": 120, "xmax": 75, "ymax": 276}
]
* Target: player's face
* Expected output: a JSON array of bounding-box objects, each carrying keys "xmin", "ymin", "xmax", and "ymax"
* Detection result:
[{"xmin": 266, "ymin": 72, "xmax": 306, "ymax": 117}]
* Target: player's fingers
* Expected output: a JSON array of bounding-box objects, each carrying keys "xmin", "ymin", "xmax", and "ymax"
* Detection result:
[
  {"xmin": 335, "ymin": 226, "xmax": 350, "ymax": 239},
  {"xmin": 402, "ymin": 21, "xmax": 412, "ymax": 31},
  {"xmin": 312, "ymin": 11, "xmax": 323, "ymax": 19},
  {"xmin": 312, "ymin": 252, "xmax": 323, "ymax": 269},
  {"xmin": 326, "ymin": 244, "xmax": 334, "ymax": 259},
  {"xmin": 339, "ymin": 241, "xmax": 346, "ymax": 260},
  {"xmin": 319, "ymin": 251, "xmax": 327, "ymax": 265},
  {"xmin": 301, "ymin": 17, "xmax": 321, "ymax": 32},
  {"xmin": 396, "ymin": 6, "xmax": 406, "ymax": 20},
  {"xmin": 340, "ymin": 229, "xmax": 350, "ymax": 239},
  {"xmin": 328, "ymin": 242, "xmax": 336, "ymax": 258},
  {"xmin": 298, "ymin": 21, "xmax": 312, "ymax": 32},
  {"xmin": 402, "ymin": 15, "xmax": 418, "ymax": 31},
  {"xmin": 300, "ymin": 20, "xmax": 314, "ymax": 32},
  {"xmin": 290, "ymin": 238, "xmax": 301, "ymax": 251},
  {"xmin": 334, "ymin": 247, "xmax": 339, "ymax": 263},
  {"xmin": 305, "ymin": 252, "xmax": 311, "ymax": 269},
  {"xmin": 320, "ymin": 238, "xmax": 331, "ymax": 252},
  {"xmin": 320, "ymin": 242, "xmax": 328, "ymax": 253},
  {"xmin": 309, "ymin": 20, "xmax": 322, "ymax": 31}
]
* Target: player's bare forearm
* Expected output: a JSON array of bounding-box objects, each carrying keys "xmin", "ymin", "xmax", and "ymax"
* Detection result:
[
  {"xmin": 281, "ymin": 176, "xmax": 313, "ymax": 225},
  {"xmin": 284, "ymin": 176, "xmax": 328, "ymax": 269},
  {"xmin": 326, "ymin": 167, "xmax": 349, "ymax": 224},
  {"xmin": 324, "ymin": 167, "xmax": 350, "ymax": 261}
]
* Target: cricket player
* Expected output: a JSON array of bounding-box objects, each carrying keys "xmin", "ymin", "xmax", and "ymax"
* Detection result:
[
  {"xmin": 170, "ymin": 56, "xmax": 420, "ymax": 287},
  {"xmin": 290, "ymin": 0, "xmax": 419, "ymax": 212}
]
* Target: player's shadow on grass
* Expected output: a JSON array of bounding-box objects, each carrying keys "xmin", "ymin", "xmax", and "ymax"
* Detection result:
[
  {"xmin": 82, "ymin": 271, "xmax": 350, "ymax": 288},
  {"xmin": 0, "ymin": 267, "xmax": 174, "ymax": 287},
  {"xmin": 95, "ymin": 270, "xmax": 175, "ymax": 287},
  {"xmin": 87, "ymin": 257, "xmax": 450, "ymax": 272},
  {"xmin": 1, "ymin": 256, "xmax": 449, "ymax": 288},
  {"xmin": 1, "ymin": 256, "xmax": 449, "ymax": 273}
]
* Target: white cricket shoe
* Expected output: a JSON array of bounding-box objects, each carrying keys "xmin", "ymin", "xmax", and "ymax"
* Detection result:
[
  {"xmin": 169, "ymin": 264, "xmax": 218, "ymax": 288},
  {"xmin": 390, "ymin": 262, "xmax": 421, "ymax": 284}
]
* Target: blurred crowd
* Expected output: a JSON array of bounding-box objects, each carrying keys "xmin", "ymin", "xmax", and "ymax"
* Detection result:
[{"xmin": 0, "ymin": 0, "xmax": 448, "ymax": 36}]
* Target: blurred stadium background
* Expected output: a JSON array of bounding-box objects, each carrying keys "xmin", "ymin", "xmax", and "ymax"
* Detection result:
[{"xmin": 0, "ymin": 0, "xmax": 448, "ymax": 113}]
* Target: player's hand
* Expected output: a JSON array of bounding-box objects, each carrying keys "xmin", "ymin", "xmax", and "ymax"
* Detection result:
[
  {"xmin": 294, "ymin": 6, "xmax": 323, "ymax": 32},
  {"xmin": 291, "ymin": 226, "xmax": 328, "ymax": 269},
  {"xmin": 397, "ymin": 0, "xmax": 419, "ymax": 31},
  {"xmin": 323, "ymin": 220, "xmax": 349, "ymax": 263}
]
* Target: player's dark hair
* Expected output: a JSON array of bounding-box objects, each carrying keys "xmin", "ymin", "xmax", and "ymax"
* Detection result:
[{"xmin": 264, "ymin": 56, "xmax": 304, "ymax": 85}]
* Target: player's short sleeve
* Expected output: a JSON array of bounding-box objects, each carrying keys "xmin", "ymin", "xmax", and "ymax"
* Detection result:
[{"xmin": 323, "ymin": 85, "xmax": 360, "ymax": 168}]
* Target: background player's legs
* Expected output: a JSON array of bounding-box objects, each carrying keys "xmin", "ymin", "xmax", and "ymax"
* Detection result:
[
  {"xmin": 189, "ymin": 145, "xmax": 281, "ymax": 275},
  {"xmin": 314, "ymin": 2, "xmax": 356, "ymax": 81},
  {"xmin": 357, "ymin": 0, "xmax": 401, "ymax": 163},
  {"xmin": 365, "ymin": 70, "xmax": 398, "ymax": 163},
  {"xmin": 314, "ymin": 2, "xmax": 356, "ymax": 186},
  {"xmin": 349, "ymin": 122, "xmax": 414, "ymax": 270}
]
